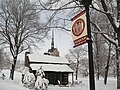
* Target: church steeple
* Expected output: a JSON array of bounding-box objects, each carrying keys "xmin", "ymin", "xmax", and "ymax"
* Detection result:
[
  {"xmin": 44, "ymin": 29, "xmax": 60, "ymax": 57},
  {"xmin": 51, "ymin": 30, "xmax": 54, "ymax": 49}
]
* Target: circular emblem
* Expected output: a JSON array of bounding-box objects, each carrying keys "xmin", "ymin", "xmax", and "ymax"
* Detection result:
[{"xmin": 72, "ymin": 18, "xmax": 85, "ymax": 36}]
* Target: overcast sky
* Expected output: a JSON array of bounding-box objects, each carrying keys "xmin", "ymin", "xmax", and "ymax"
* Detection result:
[
  {"xmin": 28, "ymin": 0, "xmax": 74, "ymax": 57},
  {"xmin": 0, "ymin": 0, "xmax": 76, "ymax": 60},
  {"xmin": 18, "ymin": 30, "xmax": 74, "ymax": 61}
]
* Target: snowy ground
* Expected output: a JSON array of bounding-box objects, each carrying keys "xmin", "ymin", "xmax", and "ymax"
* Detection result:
[{"xmin": 0, "ymin": 70, "xmax": 118, "ymax": 90}]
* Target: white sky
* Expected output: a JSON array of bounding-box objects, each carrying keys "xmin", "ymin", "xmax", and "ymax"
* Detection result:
[
  {"xmin": 28, "ymin": 0, "xmax": 74, "ymax": 57},
  {"xmin": 18, "ymin": 30, "xmax": 74, "ymax": 61},
  {"xmin": 30, "ymin": 30, "xmax": 73, "ymax": 56}
]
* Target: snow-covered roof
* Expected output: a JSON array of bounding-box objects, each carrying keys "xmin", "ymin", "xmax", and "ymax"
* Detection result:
[
  {"xmin": 27, "ymin": 54, "xmax": 70, "ymax": 64},
  {"xmin": 30, "ymin": 64, "xmax": 73, "ymax": 73}
]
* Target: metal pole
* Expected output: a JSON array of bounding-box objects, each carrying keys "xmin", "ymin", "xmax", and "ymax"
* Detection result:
[{"xmin": 85, "ymin": 4, "xmax": 95, "ymax": 90}]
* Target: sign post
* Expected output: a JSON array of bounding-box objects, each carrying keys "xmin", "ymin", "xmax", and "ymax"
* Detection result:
[
  {"xmin": 71, "ymin": 0, "xmax": 95, "ymax": 90},
  {"xmin": 85, "ymin": 6, "xmax": 95, "ymax": 90},
  {"xmin": 82, "ymin": 1, "xmax": 95, "ymax": 90}
]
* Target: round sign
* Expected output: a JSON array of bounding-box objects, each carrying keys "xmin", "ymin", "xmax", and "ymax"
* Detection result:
[{"xmin": 72, "ymin": 18, "xmax": 85, "ymax": 36}]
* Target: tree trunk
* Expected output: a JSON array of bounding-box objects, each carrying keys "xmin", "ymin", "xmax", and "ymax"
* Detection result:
[
  {"xmin": 104, "ymin": 43, "xmax": 111, "ymax": 85},
  {"xmin": 96, "ymin": 47, "xmax": 100, "ymax": 80},
  {"xmin": 113, "ymin": 66, "xmax": 116, "ymax": 78},
  {"xmin": 117, "ymin": 30, "xmax": 120, "ymax": 89},
  {"xmin": 75, "ymin": 60, "xmax": 79, "ymax": 80},
  {"xmin": 117, "ymin": 0, "xmax": 120, "ymax": 21},
  {"xmin": 76, "ymin": 66, "xmax": 78, "ymax": 80},
  {"xmin": 9, "ymin": 56, "xmax": 17, "ymax": 80},
  {"xmin": 94, "ymin": 32, "xmax": 100, "ymax": 80},
  {"xmin": 116, "ymin": 48, "xmax": 120, "ymax": 89},
  {"xmin": 96, "ymin": 65, "xmax": 100, "ymax": 80}
]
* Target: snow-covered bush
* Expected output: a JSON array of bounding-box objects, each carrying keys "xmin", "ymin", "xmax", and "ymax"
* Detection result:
[
  {"xmin": 23, "ymin": 72, "xmax": 35, "ymax": 89},
  {"xmin": 0, "ymin": 73, "xmax": 6, "ymax": 80},
  {"xmin": 74, "ymin": 80, "xmax": 82, "ymax": 85}
]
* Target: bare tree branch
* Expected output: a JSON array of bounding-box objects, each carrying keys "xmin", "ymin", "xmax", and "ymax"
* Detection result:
[{"xmin": 91, "ymin": 21, "xmax": 118, "ymax": 47}]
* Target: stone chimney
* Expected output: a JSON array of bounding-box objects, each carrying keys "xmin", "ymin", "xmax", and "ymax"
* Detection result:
[{"xmin": 24, "ymin": 52, "xmax": 30, "ymax": 67}]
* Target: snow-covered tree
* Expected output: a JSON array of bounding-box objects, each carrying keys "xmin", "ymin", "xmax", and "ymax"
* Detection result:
[
  {"xmin": 0, "ymin": 0, "xmax": 49, "ymax": 80},
  {"xmin": 23, "ymin": 72, "xmax": 36, "ymax": 89},
  {"xmin": 65, "ymin": 46, "xmax": 88, "ymax": 80}
]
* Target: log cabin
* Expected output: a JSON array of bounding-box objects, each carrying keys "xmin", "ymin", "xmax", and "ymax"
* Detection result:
[{"xmin": 24, "ymin": 52, "xmax": 74, "ymax": 86}]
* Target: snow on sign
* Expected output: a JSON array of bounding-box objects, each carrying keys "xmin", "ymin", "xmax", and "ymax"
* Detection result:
[{"xmin": 71, "ymin": 10, "xmax": 87, "ymax": 47}]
